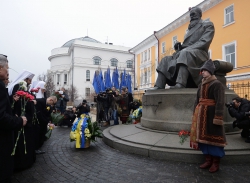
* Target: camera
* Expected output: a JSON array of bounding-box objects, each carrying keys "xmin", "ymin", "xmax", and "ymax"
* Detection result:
[
  {"xmin": 245, "ymin": 112, "xmax": 250, "ymax": 116},
  {"xmin": 225, "ymin": 102, "xmax": 234, "ymax": 108}
]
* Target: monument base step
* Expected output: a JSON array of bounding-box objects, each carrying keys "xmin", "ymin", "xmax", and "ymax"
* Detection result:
[{"xmin": 103, "ymin": 124, "xmax": 250, "ymax": 164}]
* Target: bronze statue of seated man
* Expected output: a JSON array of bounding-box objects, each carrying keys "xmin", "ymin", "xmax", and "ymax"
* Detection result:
[{"xmin": 151, "ymin": 7, "xmax": 215, "ymax": 89}]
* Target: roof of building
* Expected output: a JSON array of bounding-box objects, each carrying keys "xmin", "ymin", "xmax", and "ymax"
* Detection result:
[{"xmin": 62, "ymin": 36, "xmax": 102, "ymax": 47}]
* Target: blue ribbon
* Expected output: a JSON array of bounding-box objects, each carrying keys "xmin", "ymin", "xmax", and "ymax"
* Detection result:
[
  {"xmin": 71, "ymin": 117, "xmax": 81, "ymax": 132},
  {"xmin": 80, "ymin": 117, "xmax": 88, "ymax": 148}
]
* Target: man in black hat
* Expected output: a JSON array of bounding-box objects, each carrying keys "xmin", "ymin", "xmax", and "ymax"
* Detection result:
[
  {"xmin": 151, "ymin": 7, "xmax": 215, "ymax": 89},
  {"xmin": 74, "ymin": 99, "xmax": 90, "ymax": 117},
  {"xmin": 190, "ymin": 59, "xmax": 226, "ymax": 173}
]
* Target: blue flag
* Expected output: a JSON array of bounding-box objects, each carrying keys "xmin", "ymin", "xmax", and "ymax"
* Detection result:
[
  {"xmin": 98, "ymin": 70, "xmax": 105, "ymax": 92},
  {"xmin": 92, "ymin": 72, "xmax": 100, "ymax": 94},
  {"xmin": 126, "ymin": 73, "xmax": 132, "ymax": 93},
  {"xmin": 112, "ymin": 67, "xmax": 119, "ymax": 89},
  {"xmin": 105, "ymin": 67, "xmax": 112, "ymax": 89},
  {"xmin": 120, "ymin": 69, "xmax": 127, "ymax": 91}
]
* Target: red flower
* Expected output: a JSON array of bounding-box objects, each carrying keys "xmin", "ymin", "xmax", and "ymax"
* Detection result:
[
  {"xmin": 16, "ymin": 91, "xmax": 27, "ymax": 96},
  {"xmin": 26, "ymin": 94, "xmax": 34, "ymax": 100},
  {"xmin": 30, "ymin": 87, "xmax": 40, "ymax": 93},
  {"xmin": 178, "ymin": 130, "xmax": 190, "ymax": 145}
]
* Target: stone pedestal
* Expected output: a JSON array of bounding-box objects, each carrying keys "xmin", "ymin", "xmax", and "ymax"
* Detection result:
[{"xmin": 141, "ymin": 88, "xmax": 238, "ymax": 132}]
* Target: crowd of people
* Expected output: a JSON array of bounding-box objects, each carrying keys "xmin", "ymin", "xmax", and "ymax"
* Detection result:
[
  {"xmin": 0, "ymin": 54, "xmax": 58, "ymax": 182},
  {"xmin": 96, "ymin": 86, "xmax": 140, "ymax": 126}
]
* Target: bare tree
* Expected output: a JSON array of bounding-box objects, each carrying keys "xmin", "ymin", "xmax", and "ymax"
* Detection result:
[
  {"xmin": 67, "ymin": 85, "xmax": 79, "ymax": 102},
  {"xmin": 45, "ymin": 72, "xmax": 55, "ymax": 97},
  {"xmin": 37, "ymin": 72, "xmax": 55, "ymax": 97}
]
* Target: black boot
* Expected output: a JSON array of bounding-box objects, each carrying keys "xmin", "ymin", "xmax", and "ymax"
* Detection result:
[{"xmin": 170, "ymin": 65, "xmax": 189, "ymax": 89}]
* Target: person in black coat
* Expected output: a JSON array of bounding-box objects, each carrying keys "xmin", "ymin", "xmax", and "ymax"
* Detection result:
[
  {"xmin": 0, "ymin": 55, "xmax": 27, "ymax": 182},
  {"xmin": 74, "ymin": 99, "xmax": 90, "ymax": 117}
]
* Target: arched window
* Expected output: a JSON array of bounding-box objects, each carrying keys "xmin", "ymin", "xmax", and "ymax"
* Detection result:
[
  {"xmin": 86, "ymin": 70, "xmax": 90, "ymax": 81},
  {"xmin": 126, "ymin": 60, "xmax": 133, "ymax": 68},
  {"xmin": 93, "ymin": 56, "xmax": 102, "ymax": 65},
  {"xmin": 110, "ymin": 58, "xmax": 118, "ymax": 67}
]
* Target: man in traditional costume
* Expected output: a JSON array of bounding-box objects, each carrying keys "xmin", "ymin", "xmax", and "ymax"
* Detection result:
[
  {"xmin": 0, "ymin": 54, "xmax": 27, "ymax": 182},
  {"xmin": 151, "ymin": 7, "xmax": 215, "ymax": 89},
  {"xmin": 190, "ymin": 59, "xmax": 226, "ymax": 173}
]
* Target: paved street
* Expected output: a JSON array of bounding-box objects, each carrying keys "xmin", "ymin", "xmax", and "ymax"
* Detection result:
[{"xmin": 12, "ymin": 125, "xmax": 250, "ymax": 183}]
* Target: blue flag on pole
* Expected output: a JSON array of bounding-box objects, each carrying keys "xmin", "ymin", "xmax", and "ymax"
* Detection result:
[
  {"xmin": 98, "ymin": 70, "xmax": 105, "ymax": 92},
  {"xmin": 120, "ymin": 69, "xmax": 127, "ymax": 91},
  {"xmin": 112, "ymin": 67, "xmax": 119, "ymax": 89},
  {"xmin": 105, "ymin": 67, "xmax": 112, "ymax": 89},
  {"xmin": 126, "ymin": 73, "xmax": 132, "ymax": 93},
  {"xmin": 92, "ymin": 72, "xmax": 100, "ymax": 94}
]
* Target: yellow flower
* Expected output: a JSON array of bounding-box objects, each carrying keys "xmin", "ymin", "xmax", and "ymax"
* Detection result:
[
  {"xmin": 47, "ymin": 106, "xmax": 50, "ymax": 111},
  {"xmin": 84, "ymin": 128, "xmax": 90, "ymax": 134},
  {"xmin": 80, "ymin": 114, "xmax": 86, "ymax": 118}
]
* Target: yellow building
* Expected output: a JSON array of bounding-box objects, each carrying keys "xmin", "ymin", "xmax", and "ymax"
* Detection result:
[{"xmin": 130, "ymin": 0, "xmax": 250, "ymax": 100}]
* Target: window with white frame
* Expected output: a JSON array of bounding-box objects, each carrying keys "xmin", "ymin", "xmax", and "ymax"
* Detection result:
[
  {"xmin": 110, "ymin": 58, "xmax": 118, "ymax": 67},
  {"xmin": 144, "ymin": 51, "xmax": 147, "ymax": 62},
  {"xmin": 148, "ymin": 49, "xmax": 150, "ymax": 60},
  {"xmin": 140, "ymin": 71, "xmax": 143, "ymax": 85},
  {"xmin": 93, "ymin": 56, "xmax": 102, "ymax": 65},
  {"xmin": 144, "ymin": 70, "xmax": 147, "ymax": 84},
  {"xmin": 64, "ymin": 74, "xmax": 67, "ymax": 84},
  {"xmin": 225, "ymin": 5, "xmax": 234, "ymax": 25},
  {"xmin": 86, "ymin": 70, "xmax": 90, "ymax": 81},
  {"xmin": 172, "ymin": 36, "xmax": 178, "ymax": 48},
  {"xmin": 57, "ymin": 74, "xmax": 60, "ymax": 85},
  {"xmin": 126, "ymin": 60, "xmax": 133, "ymax": 68},
  {"xmin": 141, "ymin": 53, "xmax": 143, "ymax": 63},
  {"xmin": 162, "ymin": 42, "xmax": 166, "ymax": 53},
  {"xmin": 85, "ymin": 88, "xmax": 90, "ymax": 96},
  {"xmin": 223, "ymin": 42, "xmax": 236, "ymax": 68}
]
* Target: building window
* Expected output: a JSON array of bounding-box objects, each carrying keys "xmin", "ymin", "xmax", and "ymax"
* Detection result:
[
  {"xmin": 85, "ymin": 88, "xmax": 90, "ymax": 96},
  {"xmin": 64, "ymin": 74, "xmax": 67, "ymax": 84},
  {"xmin": 148, "ymin": 49, "xmax": 150, "ymax": 60},
  {"xmin": 93, "ymin": 56, "xmax": 102, "ymax": 65},
  {"xmin": 57, "ymin": 74, "xmax": 60, "ymax": 85},
  {"xmin": 162, "ymin": 42, "xmax": 166, "ymax": 53},
  {"xmin": 126, "ymin": 60, "xmax": 133, "ymax": 68},
  {"xmin": 144, "ymin": 70, "xmax": 147, "ymax": 84},
  {"xmin": 86, "ymin": 70, "xmax": 90, "ymax": 81},
  {"xmin": 147, "ymin": 68, "xmax": 150, "ymax": 83},
  {"xmin": 172, "ymin": 36, "xmax": 177, "ymax": 48},
  {"xmin": 110, "ymin": 58, "xmax": 118, "ymax": 67},
  {"xmin": 140, "ymin": 70, "xmax": 143, "ymax": 85},
  {"xmin": 144, "ymin": 51, "xmax": 147, "ymax": 61},
  {"xmin": 225, "ymin": 5, "xmax": 234, "ymax": 25},
  {"xmin": 223, "ymin": 42, "xmax": 236, "ymax": 68},
  {"xmin": 141, "ymin": 53, "xmax": 143, "ymax": 64}
]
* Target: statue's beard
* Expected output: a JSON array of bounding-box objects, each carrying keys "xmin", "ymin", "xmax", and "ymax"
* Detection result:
[{"xmin": 188, "ymin": 18, "xmax": 200, "ymax": 30}]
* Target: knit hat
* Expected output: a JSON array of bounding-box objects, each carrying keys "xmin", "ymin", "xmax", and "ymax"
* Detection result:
[{"xmin": 200, "ymin": 59, "xmax": 215, "ymax": 75}]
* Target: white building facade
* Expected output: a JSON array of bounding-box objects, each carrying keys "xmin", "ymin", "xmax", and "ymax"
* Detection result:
[{"xmin": 48, "ymin": 36, "xmax": 133, "ymax": 104}]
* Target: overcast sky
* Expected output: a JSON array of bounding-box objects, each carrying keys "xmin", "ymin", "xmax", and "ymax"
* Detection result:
[{"xmin": 1, "ymin": 0, "xmax": 202, "ymax": 81}]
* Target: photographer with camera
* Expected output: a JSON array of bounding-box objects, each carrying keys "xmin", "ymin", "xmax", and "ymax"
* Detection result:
[
  {"xmin": 226, "ymin": 97, "xmax": 250, "ymax": 141},
  {"xmin": 55, "ymin": 87, "xmax": 69, "ymax": 114},
  {"xmin": 74, "ymin": 99, "xmax": 90, "ymax": 118}
]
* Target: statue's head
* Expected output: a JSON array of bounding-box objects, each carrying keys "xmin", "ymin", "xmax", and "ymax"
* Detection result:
[{"xmin": 189, "ymin": 7, "xmax": 202, "ymax": 20}]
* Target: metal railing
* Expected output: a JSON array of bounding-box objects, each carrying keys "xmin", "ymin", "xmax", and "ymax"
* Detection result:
[{"xmin": 227, "ymin": 82, "xmax": 250, "ymax": 100}]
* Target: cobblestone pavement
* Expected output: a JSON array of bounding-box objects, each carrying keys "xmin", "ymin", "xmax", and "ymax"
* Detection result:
[{"xmin": 12, "ymin": 126, "xmax": 250, "ymax": 183}]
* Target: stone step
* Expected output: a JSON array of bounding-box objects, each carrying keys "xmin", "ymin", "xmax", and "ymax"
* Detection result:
[{"xmin": 103, "ymin": 124, "xmax": 250, "ymax": 164}]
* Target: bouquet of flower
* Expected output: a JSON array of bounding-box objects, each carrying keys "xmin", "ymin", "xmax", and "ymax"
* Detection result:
[
  {"xmin": 51, "ymin": 112, "xmax": 64, "ymax": 126},
  {"xmin": 45, "ymin": 123, "xmax": 55, "ymax": 140},
  {"xmin": 18, "ymin": 80, "xmax": 27, "ymax": 91},
  {"xmin": 132, "ymin": 106, "xmax": 142, "ymax": 119},
  {"xmin": 178, "ymin": 130, "xmax": 190, "ymax": 145},
  {"xmin": 11, "ymin": 91, "xmax": 34, "ymax": 156},
  {"xmin": 30, "ymin": 87, "xmax": 40, "ymax": 93},
  {"xmin": 53, "ymin": 91, "xmax": 62, "ymax": 100},
  {"xmin": 70, "ymin": 114, "xmax": 102, "ymax": 148}
]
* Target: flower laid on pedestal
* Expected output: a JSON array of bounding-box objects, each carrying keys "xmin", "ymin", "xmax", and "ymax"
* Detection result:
[
  {"xmin": 131, "ymin": 106, "xmax": 142, "ymax": 124},
  {"xmin": 11, "ymin": 91, "xmax": 34, "ymax": 156},
  {"xmin": 70, "ymin": 114, "xmax": 102, "ymax": 148},
  {"xmin": 178, "ymin": 130, "xmax": 190, "ymax": 145}
]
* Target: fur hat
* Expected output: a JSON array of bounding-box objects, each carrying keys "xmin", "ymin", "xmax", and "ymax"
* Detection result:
[{"xmin": 200, "ymin": 59, "xmax": 215, "ymax": 75}]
